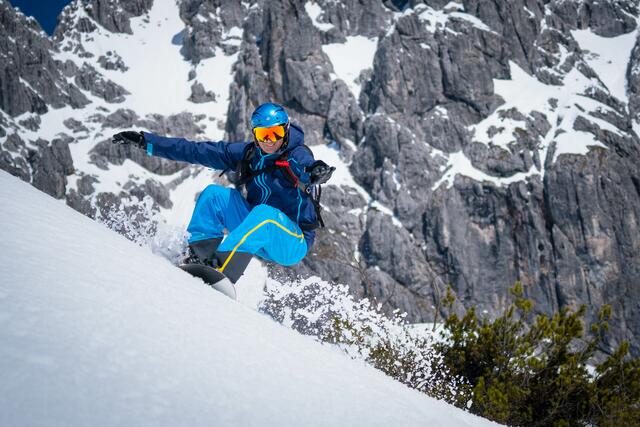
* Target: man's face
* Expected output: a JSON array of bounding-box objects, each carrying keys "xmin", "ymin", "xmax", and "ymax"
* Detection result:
[
  {"xmin": 257, "ymin": 137, "xmax": 284, "ymax": 154},
  {"xmin": 253, "ymin": 124, "xmax": 287, "ymax": 154}
]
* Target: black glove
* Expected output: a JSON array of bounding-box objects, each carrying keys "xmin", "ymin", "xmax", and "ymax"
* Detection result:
[
  {"xmin": 112, "ymin": 131, "xmax": 146, "ymax": 149},
  {"xmin": 307, "ymin": 160, "xmax": 335, "ymax": 185}
]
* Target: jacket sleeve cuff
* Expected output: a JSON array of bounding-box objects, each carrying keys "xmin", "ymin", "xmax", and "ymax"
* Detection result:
[{"xmin": 142, "ymin": 131, "xmax": 154, "ymax": 156}]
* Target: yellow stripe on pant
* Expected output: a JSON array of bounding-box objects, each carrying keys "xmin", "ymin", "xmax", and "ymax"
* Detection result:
[{"xmin": 217, "ymin": 219, "xmax": 304, "ymax": 273}]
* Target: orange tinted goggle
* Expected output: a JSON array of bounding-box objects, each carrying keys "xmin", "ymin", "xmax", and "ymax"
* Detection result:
[{"xmin": 253, "ymin": 124, "xmax": 287, "ymax": 142}]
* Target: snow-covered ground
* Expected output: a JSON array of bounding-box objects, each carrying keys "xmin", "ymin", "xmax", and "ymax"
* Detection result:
[{"xmin": 0, "ymin": 170, "xmax": 499, "ymax": 426}]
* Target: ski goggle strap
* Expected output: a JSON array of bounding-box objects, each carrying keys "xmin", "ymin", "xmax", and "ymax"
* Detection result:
[{"xmin": 253, "ymin": 124, "xmax": 287, "ymax": 142}]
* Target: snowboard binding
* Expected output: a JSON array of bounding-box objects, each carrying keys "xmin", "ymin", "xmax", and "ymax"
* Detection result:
[{"xmin": 180, "ymin": 238, "xmax": 253, "ymax": 300}]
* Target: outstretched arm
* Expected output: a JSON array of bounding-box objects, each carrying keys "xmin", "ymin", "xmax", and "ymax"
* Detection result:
[
  {"xmin": 111, "ymin": 131, "xmax": 246, "ymax": 170},
  {"xmin": 143, "ymin": 132, "xmax": 245, "ymax": 170}
]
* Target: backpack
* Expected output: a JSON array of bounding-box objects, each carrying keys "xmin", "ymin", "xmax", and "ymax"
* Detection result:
[{"xmin": 221, "ymin": 143, "xmax": 326, "ymax": 230}]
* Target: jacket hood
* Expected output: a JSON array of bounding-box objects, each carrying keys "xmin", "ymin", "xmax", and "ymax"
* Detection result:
[{"xmin": 283, "ymin": 123, "xmax": 304, "ymax": 152}]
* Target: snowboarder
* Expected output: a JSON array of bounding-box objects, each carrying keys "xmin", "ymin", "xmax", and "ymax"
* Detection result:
[{"xmin": 111, "ymin": 102, "xmax": 335, "ymax": 287}]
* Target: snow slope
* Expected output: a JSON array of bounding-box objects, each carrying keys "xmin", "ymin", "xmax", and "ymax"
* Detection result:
[{"xmin": 0, "ymin": 170, "xmax": 499, "ymax": 427}]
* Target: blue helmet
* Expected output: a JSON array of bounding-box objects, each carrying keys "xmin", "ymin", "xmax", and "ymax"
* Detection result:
[{"xmin": 251, "ymin": 103, "xmax": 289, "ymax": 129}]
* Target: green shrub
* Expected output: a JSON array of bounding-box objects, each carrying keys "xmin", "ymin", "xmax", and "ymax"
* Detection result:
[{"xmin": 435, "ymin": 283, "xmax": 640, "ymax": 426}]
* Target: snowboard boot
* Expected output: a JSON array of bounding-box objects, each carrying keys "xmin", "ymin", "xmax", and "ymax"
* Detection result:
[
  {"xmin": 184, "ymin": 237, "xmax": 222, "ymax": 267},
  {"xmin": 214, "ymin": 250, "xmax": 253, "ymax": 284}
]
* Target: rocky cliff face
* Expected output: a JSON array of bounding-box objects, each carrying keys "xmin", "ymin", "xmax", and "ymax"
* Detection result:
[
  {"xmin": 1, "ymin": 0, "xmax": 639, "ymax": 355},
  {"xmin": 0, "ymin": 0, "xmax": 86, "ymax": 198}
]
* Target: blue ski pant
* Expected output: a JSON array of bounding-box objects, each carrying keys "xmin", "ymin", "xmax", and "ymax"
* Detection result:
[{"xmin": 186, "ymin": 185, "xmax": 308, "ymax": 266}]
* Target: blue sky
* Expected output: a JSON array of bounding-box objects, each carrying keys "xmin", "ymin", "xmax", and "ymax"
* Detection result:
[{"xmin": 9, "ymin": 0, "xmax": 73, "ymax": 35}]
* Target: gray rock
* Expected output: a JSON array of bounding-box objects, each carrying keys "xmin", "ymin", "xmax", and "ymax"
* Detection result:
[
  {"xmin": 309, "ymin": 0, "xmax": 393, "ymax": 43},
  {"xmin": 582, "ymin": 85, "xmax": 628, "ymax": 115},
  {"xmin": 0, "ymin": 133, "xmax": 31, "ymax": 182},
  {"xmin": 361, "ymin": 210, "xmax": 446, "ymax": 321},
  {"xmin": 628, "ymin": 35, "xmax": 640, "ymax": 124},
  {"xmin": 548, "ymin": 0, "xmax": 638, "ymax": 37},
  {"xmin": 30, "ymin": 137, "xmax": 75, "ymax": 199},
  {"xmin": 0, "ymin": 2, "xmax": 55, "ymax": 116},
  {"xmin": 179, "ymin": 0, "xmax": 247, "ymax": 62},
  {"xmin": 350, "ymin": 114, "xmax": 420, "ymax": 192},
  {"xmin": 424, "ymin": 177, "xmax": 549, "ymax": 315},
  {"xmin": 289, "ymin": 114, "xmax": 327, "ymax": 147},
  {"xmin": 137, "ymin": 112, "xmax": 206, "ymax": 138},
  {"xmin": 189, "ymin": 82, "xmax": 217, "ymax": 103},
  {"xmin": 363, "ymin": 13, "xmax": 443, "ymax": 116},
  {"xmin": 77, "ymin": 174, "xmax": 99, "ymax": 196},
  {"xmin": 573, "ymin": 115, "xmax": 631, "ymax": 150},
  {"xmin": 261, "ymin": 0, "xmax": 334, "ymax": 113},
  {"xmin": 123, "ymin": 178, "xmax": 173, "ymax": 209},
  {"xmin": 327, "ymin": 80, "xmax": 364, "ymax": 149},
  {"xmin": 462, "ymin": 0, "xmax": 545, "ymax": 73},
  {"xmin": 362, "ymin": 5, "xmax": 506, "ymax": 120},
  {"xmin": 463, "ymin": 142, "xmax": 529, "ymax": 177},
  {"xmin": 0, "ymin": 132, "xmax": 76, "ymax": 201},
  {"xmin": 98, "ymin": 51, "xmax": 128, "ymax": 72},
  {"xmin": 84, "ymin": 0, "xmax": 153, "ymax": 35},
  {"xmin": 438, "ymin": 28, "xmax": 502, "ymax": 117},
  {"xmin": 0, "ymin": 1, "xmax": 90, "ymax": 116},
  {"xmin": 63, "ymin": 118, "xmax": 89, "ymax": 133},
  {"xmin": 544, "ymin": 143, "xmax": 640, "ymax": 352},
  {"xmin": 74, "ymin": 63, "xmax": 129, "ymax": 103},
  {"xmin": 91, "ymin": 137, "xmax": 187, "ymax": 176},
  {"xmin": 66, "ymin": 84, "xmax": 91, "ymax": 109},
  {"xmin": 66, "ymin": 188, "xmax": 97, "ymax": 218},
  {"xmin": 463, "ymin": 109, "xmax": 551, "ymax": 177},
  {"xmin": 284, "ymin": 53, "xmax": 334, "ymax": 115},
  {"xmin": 18, "ymin": 115, "xmax": 41, "ymax": 131},
  {"xmin": 530, "ymin": 18, "xmax": 578, "ymax": 85},
  {"xmin": 64, "ymin": 173, "xmax": 99, "ymax": 218},
  {"xmin": 103, "ymin": 109, "xmax": 140, "ymax": 129},
  {"xmin": 419, "ymin": 106, "xmax": 469, "ymax": 153}
]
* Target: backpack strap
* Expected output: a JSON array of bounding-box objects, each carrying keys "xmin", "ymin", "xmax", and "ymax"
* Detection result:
[
  {"xmin": 274, "ymin": 157, "xmax": 300, "ymax": 188},
  {"xmin": 218, "ymin": 143, "xmax": 255, "ymax": 180}
]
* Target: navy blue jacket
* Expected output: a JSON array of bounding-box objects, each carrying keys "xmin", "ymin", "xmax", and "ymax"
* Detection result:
[{"xmin": 143, "ymin": 125, "xmax": 318, "ymax": 248}]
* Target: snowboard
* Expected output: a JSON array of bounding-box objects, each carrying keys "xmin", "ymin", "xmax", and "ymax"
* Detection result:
[{"xmin": 179, "ymin": 263, "xmax": 237, "ymax": 300}]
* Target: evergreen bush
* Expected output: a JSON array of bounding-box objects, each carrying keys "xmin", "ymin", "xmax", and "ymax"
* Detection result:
[{"xmin": 435, "ymin": 283, "xmax": 640, "ymax": 426}]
